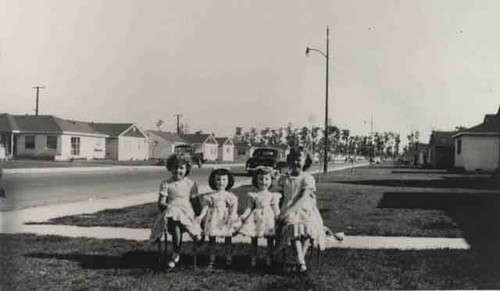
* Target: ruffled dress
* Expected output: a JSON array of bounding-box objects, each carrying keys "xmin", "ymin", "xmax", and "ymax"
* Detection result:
[
  {"xmin": 201, "ymin": 190, "xmax": 240, "ymax": 237},
  {"xmin": 275, "ymin": 173, "xmax": 326, "ymax": 251},
  {"xmin": 238, "ymin": 190, "xmax": 282, "ymax": 238},
  {"xmin": 150, "ymin": 177, "xmax": 202, "ymax": 242}
]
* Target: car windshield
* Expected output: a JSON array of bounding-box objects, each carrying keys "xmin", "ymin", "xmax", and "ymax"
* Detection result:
[{"xmin": 253, "ymin": 149, "xmax": 278, "ymax": 158}]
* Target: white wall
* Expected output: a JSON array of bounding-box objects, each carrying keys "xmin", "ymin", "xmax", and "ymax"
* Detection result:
[
  {"xmin": 16, "ymin": 134, "xmax": 61, "ymax": 158},
  {"xmin": 455, "ymin": 135, "xmax": 500, "ymax": 171},
  {"xmin": 58, "ymin": 134, "xmax": 105, "ymax": 160},
  {"xmin": 147, "ymin": 133, "xmax": 180, "ymax": 160},
  {"xmin": 118, "ymin": 136, "xmax": 148, "ymax": 161},
  {"xmin": 203, "ymin": 143, "xmax": 218, "ymax": 161},
  {"xmin": 218, "ymin": 145, "xmax": 234, "ymax": 161}
]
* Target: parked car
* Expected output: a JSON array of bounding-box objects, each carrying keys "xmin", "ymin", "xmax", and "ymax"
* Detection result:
[
  {"xmin": 246, "ymin": 147, "xmax": 288, "ymax": 175},
  {"xmin": 174, "ymin": 144, "xmax": 204, "ymax": 168}
]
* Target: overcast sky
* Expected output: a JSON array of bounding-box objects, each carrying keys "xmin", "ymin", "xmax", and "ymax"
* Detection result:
[{"xmin": 1, "ymin": 0, "xmax": 499, "ymax": 141}]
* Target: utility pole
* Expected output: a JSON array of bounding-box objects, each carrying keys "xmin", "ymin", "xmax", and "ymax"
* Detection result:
[
  {"xmin": 32, "ymin": 85, "xmax": 46, "ymax": 116},
  {"xmin": 370, "ymin": 114, "xmax": 374, "ymax": 165},
  {"xmin": 173, "ymin": 114, "xmax": 183, "ymax": 134},
  {"xmin": 306, "ymin": 26, "xmax": 330, "ymax": 173}
]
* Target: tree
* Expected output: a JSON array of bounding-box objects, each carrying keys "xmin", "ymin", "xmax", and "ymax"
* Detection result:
[{"xmin": 155, "ymin": 119, "xmax": 164, "ymax": 131}]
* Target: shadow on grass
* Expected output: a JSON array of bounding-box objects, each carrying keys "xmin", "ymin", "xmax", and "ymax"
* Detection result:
[
  {"xmin": 336, "ymin": 177, "xmax": 500, "ymax": 190},
  {"xmin": 378, "ymin": 191, "xmax": 500, "ymax": 254},
  {"xmin": 25, "ymin": 250, "xmax": 280, "ymax": 274}
]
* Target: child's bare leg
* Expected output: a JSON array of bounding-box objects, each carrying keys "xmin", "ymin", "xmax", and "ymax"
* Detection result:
[
  {"xmin": 293, "ymin": 239, "xmax": 305, "ymax": 266},
  {"xmin": 251, "ymin": 237, "xmax": 258, "ymax": 267},
  {"xmin": 225, "ymin": 237, "xmax": 232, "ymax": 266},
  {"xmin": 208, "ymin": 236, "xmax": 216, "ymax": 266},
  {"xmin": 301, "ymin": 237, "xmax": 311, "ymax": 260},
  {"xmin": 173, "ymin": 224, "xmax": 182, "ymax": 254},
  {"xmin": 266, "ymin": 238, "xmax": 274, "ymax": 266}
]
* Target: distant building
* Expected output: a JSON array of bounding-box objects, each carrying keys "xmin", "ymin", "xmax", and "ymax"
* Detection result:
[
  {"xmin": 234, "ymin": 142, "xmax": 252, "ymax": 161},
  {"xmin": 215, "ymin": 137, "xmax": 234, "ymax": 162},
  {"xmin": 453, "ymin": 106, "xmax": 500, "ymax": 172},
  {"xmin": 0, "ymin": 114, "xmax": 107, "ymax": 161},
  {"xmin": 147, "ymin": 131, "xmax": 188, "ymax": 161},
  {"xmin": 181, "ymin": 133, "xmax": 218, "ymax": 161},
  {"xmin": 415, "ymin": 143, "xmax": 429, "ymax": 166},
  {"xmin": 428, "ymin": 131, "xmax": 455, "ymax": 169},
  {"xmin": 91, "ymin": 123, "xmax": 148, "ymax": 161}
]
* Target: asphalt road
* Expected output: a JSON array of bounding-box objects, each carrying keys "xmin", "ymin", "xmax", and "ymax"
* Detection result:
[
  {"xmin": 0, "ymin": 161, "xmax": 364, "ymax": 211},
  {"xmin": 0, "ymin": 165, "xmax": 248, "ymax": 211}
]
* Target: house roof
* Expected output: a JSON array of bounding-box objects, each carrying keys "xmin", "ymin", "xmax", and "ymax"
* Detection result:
[
  {"xmin": 215, "ymin": 137, "xmax": 233, "ymax": 146},
  {"xmin": 148, "ymin": 131, "xmax": 188, "ymax": 143},
  {"xmin": 181, "ymin": 133, "xmax": 214, "ymax": 144},
  {"xmin": 454, "ymin": 106, "xmax": 500, "ymax": 137},
  {"xmin": 429, "ymin": 131, "xmax": 455, "ymax": 147},
  {"xmin": 91, "ymin": 123, "xmax": 134, "ymax": 137},
  {"xmin": 0, "ymin": 113, "xmax": 20, "ymax": 132},
  {"xmin": 0, "ymin": 114, "xmax": 105, "ymax": 135}
]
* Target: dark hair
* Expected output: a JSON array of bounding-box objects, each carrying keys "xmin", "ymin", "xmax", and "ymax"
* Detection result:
[
  {"xmin": 166, "ymin": 153, "xmax": 192, "ymax": 176},
  {"xmin": 251, "ymin": 166, "xmax": 276, "ymax": 189},
  {"xmin": 287, "ymin": 147, "xmax": 313, "ymax": 171},
  {"xmin": 208, "ymin": 168, "xmax": 235, "ymax": 190}
]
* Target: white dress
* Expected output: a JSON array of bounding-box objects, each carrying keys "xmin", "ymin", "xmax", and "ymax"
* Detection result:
[
  {"xmin": 275, "ymin": 173, "xmax": 326, "ymax": 251},
  {"xmin": 238, "ymin": 190, "xmax": 282, "ymax": 238},
  {"xmin": 201, "ymin": 190, "xmax": 240, "ymax": 237},
  {"xmin": 150, "ymin": 177, "xmax": 202, "ymax": 242}
]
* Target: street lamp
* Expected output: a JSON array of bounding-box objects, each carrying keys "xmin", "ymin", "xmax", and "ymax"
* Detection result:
[{"xmin": 306, "ymin": 26, "xmax": 329, "ymax": 173}]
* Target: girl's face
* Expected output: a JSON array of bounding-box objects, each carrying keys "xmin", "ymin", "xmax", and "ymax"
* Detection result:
[
  {"xmin": 256, "ymin": 173, "xmax": 273, "ymax": 190},
  {"xmin": 289, "ymin": 153, "xmax": 306, "ymax": 175},
  {"xmin": 171, "ymin": 164, "xmax": 187, "ymax": 180},
  {"xmin": 215, "ymin": 174, "xmax": 229, "ymax": 191}
]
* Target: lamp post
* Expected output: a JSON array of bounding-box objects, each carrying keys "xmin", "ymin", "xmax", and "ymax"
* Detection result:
[{"xmin": 306, "ymin": 26, "xmax": 329, "ymax": 173}]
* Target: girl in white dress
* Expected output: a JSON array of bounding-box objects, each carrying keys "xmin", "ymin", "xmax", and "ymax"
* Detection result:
[
  {"xmin": 275, "ymin": 147, "xmax": 326, "ymax": 273},
  {"xmin": 196, "ymin": 168, "xmax": 240, "ymax": 268},
  {"xmin": 150, "ymin": 153, "xmax": 202, "ymax": 269},
  {"xmin": 238, "ymin": 166, "xmax": 281, "ymax": 267}
]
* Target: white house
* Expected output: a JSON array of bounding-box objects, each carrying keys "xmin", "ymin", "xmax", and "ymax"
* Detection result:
[
  {"xmin": 91, "ymin": 123, "xmax": 148, "ymax": 161},
  {"xmin": 0, "ymin": 114, "xmax": 107, "ymax": 161},
  {"xmin": 182, "ymin": 133, "xmax": 219, "ymax": 161},
  {"xmin": 147, "ymin": 131, "xmax": 188, "ymax": 161},
  {"xmin": 216, "ymin": 137, "xmax": 234, "ymax": 162},
  {"xmin": 453, "ymin": 107, "xmax": 500, "ymax": 172}
]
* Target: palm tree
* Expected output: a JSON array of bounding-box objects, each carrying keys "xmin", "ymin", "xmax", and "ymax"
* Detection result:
[{"xmin": 156, "ymin": 119, "xmax": 164, "ymax": 131}]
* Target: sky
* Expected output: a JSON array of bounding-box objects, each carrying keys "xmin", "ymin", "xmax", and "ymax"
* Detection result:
[{"xmin": 1, "ymin": 0, "xmax": 499, "ymax": 142}]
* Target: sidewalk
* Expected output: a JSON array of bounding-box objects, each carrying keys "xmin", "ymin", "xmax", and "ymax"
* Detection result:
[{"xmin": 1, "ymin": 161, "xmax": 471, "ymax": 250}]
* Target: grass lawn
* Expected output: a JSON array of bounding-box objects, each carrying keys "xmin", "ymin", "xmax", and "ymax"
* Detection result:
[
  {"xmin": 15, "ymin": 164, "xmax": 500, "ymax": 289},
  {"xmin": 40, "ymin": 164, "xmax": 500, "ymax": 241},
  {"xmin": 2, "ymin": 233, "xmax": 500, "ymax": 290}
]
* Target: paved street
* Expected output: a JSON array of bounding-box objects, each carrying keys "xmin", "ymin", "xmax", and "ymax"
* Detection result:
[
  {"xmin": 0, "ymin": 165, "xmax": 247, "ymax": 211},
  {"xmin": 0, "ymin": 161, "xmax": 362, "ymax": 211}
]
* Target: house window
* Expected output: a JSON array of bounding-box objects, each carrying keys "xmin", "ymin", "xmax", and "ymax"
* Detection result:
[
  {"xmin": 46, "ymin": 136, "xmax": 57, "ymax": 149},
  {"xmin": 456, "ymin": 139, "xmax": 462, "ymax": 155},
  {"xmin": 237, "ymin": 149, "xmax": 246, "ymax": 155},
  {"xmin": 71, "ymin": 137, "xmax": 81, "ymax": 156},
  {"xmin": 25, "ymin": 135, "xmax": 35, "ymax": 149},
  {"xmin": 226, "ymin": 147, "xmax": 230, "ymax": 154}
]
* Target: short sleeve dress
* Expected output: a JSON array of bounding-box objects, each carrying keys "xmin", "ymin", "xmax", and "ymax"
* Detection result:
[
  {"xmin": 201, "ymin": 190, "xmax": 240, "ymax": 237},
  {"xmin": 238, "ymin": 190, "xmax": 282, "ymax": 238},
  {"xmin": 275, "ymin": 173, "xmax": 326, "ymax": 251},
  {"xmin": 150, "ymin": 177, "xmax": 202, "ymax": 242}
]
